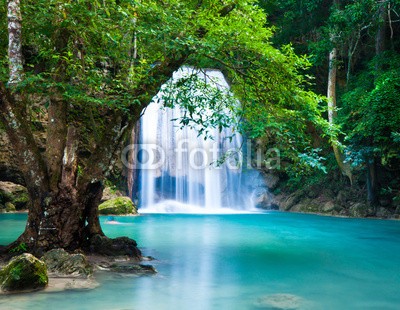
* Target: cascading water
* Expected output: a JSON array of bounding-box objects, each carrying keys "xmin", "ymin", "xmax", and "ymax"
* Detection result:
[{"xmin": 137, "ymin": 67, "xmax": 258, "ymax": 213}]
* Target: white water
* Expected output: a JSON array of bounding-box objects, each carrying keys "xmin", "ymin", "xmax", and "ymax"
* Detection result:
[{"xmin": 138, "ymin": 67, "xmax": 256, "ymax": 214}]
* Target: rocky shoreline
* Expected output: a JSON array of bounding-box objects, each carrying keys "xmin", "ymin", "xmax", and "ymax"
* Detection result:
[{"xmin": 0, "ymin": 247, "xmax": 156, "ymax": 294}]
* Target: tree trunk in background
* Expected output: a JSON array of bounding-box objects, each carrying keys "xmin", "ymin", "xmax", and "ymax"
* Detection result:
[
  {"xmin": 7, "ymin": 0, "xmax": 23, "ymax": 86},
  {"xmin": 326, "ymin": 0, "xmax": 353, "ymax": 185},
  {"xmin": 327, "ymin": 47, "xmax": 353, "ymax": 185},
  {"xmin": 366, "ymin": 1, "xmax": 388, "ymax": 206}
]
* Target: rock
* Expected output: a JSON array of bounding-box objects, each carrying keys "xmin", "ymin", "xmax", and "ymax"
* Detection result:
[
  {"xmin": 0, "ymin": 253, "xmax": 48, "ymax": 292},
  {"xmin": 349, "ymin": 203, "xmax": 374, "ymax": 218},
  {"xmin": 109, "ymin": 264, "xmax": 157, "ymax": 275},
  {"xmin": 306, "ymin": 189, "xmax": 318, "ymax": 199},
  {"xmin": 88, "ymin": 234, "xmax": 142, "ymax": 258},
  {"xmin": 252, "ymin": 188, "xmax": 276, "ymax": 209},
  {"xmin": 321, "ymin": 201, "xmax": 335, "ymax": 213},
  {"xmin": 262, "ymin": 172, "xmax": 280, "ymax": 190},
  {"xmin": 254, "ymin": 293, "xmax": 304, "ymax": 309},
  {"xmin": 290, "ymin": 198, "xmax": 319, "ymax": 213},
  {"xmin": 5, "ymin": 202, "xmax": 16, "ymax": 212},
  {"xmin": 280, "ymin": 190, "xmax": 303, "ymax": 211},
  {"xmin": 42, "ymin": 249, "xmax": 93, "ymax": 278},
  {"xmin": 376, "ymin": 207, "xmax": 391, "ymax": 218},
  {"xmin": 336, "ymin": 190, "xmax": 347, "ymax": 205},
  {"xmin": 0, "ymin": 181, "xmax": 30, "ymax": 210},
  {"xmin": 101, "ymin": 186, "xmax": 124, "ymax": 202},
  {"xmin": 98, "ymin": 196, "xmax": 137, "ymax": 215}
]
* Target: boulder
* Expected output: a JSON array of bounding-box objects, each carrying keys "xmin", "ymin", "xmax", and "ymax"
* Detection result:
[
  {"xmin": 252, "ymin": 188, "xmax": 277, "ymax": 209},
  {"xmin": 0, "ymin": 253, "xmax": 48, "ymax": 292},
  {"xmin": 101, "ymin": 186, "xmax": 124, "ymax": 202},
  {"xmin": 376, "ymin": 207, "xmax": 391, "ymax": 218},
  {"xmin": 98, "ymin": 196, "xmax": 137, "ymax": 215},
  {"xmin": 280, "ymin": 190, "xmax": 304, "ymax": 211},
  {"xmin": 0, "ymin": 181, "xmax": 30, "ymax": 210},
  {"xmin": 88, "ymin": 234, "xmax": 142, "ymax": 258},
  {"xmin": 5, "ymin": 202, "xmax": 16, "ymax": 212},
  {"xmin": 349, "ymin": 203, "xmax": 374, "ymax": 218},
  {"xmin": 290, "ymin": 198, "xmax": 319, "ymax": 213},
  {"xmin": 42, "ymin": 249, "xmax": 93, "ymax": 278},
  {"xmin": 321, "ymin": 201, "xmax": 335, "ymax": 213},
  {"xmin": 262, "ymin": 172, "xmax": 280, "ymax": 190}
]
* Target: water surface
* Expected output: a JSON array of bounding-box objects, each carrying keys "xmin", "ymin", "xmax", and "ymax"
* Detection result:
[{"xmin": 0, "ymin": 212, "xmax": 399, "ymax": 309}]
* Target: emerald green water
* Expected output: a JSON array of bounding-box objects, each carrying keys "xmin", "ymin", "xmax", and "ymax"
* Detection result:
[{"xmin": 0, "ymin": 212, "xmax": 399, "ymax": 309}]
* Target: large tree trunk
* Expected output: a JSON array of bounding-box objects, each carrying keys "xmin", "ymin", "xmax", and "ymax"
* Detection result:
[{"xmin": 1, "ymin": 0, "xmax": 233, "ymax": 255}]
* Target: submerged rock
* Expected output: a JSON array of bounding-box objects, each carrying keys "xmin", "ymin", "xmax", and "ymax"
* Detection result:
[
  {"xmin": 0, "ymin": 253, "xmax": 48, "ymax": 292},
  {"xmin": 109, "ymin": 263, "xmax": 157, "ymax": 275},
  {"xmin": 254, "ymin": 293, "xmax": 304, "ymax": 309},
  {"xmin": 88, "ymin": 234, "xmax": 142, "ymax": 258},
  {"xmin": 42, "ymin": 249, "xmax": 93, "ymax": 278},
  {"xmin": 98, "ymin": 196, "xmax": 137, "ymax": 215}
]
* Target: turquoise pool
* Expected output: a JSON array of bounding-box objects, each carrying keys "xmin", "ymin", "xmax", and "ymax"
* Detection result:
[{"xmin": 0, "ymin": 212, "xmax": 399, "ymax": 309}]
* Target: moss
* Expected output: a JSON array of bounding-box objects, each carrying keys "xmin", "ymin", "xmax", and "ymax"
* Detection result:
[
  {"xmin": 98, "ymin": 197, "xmax": 137, "ymax": 215},
  {"xmin": 0, "ymin": 253, "xmax": 48, "ymax": 292},
  {"xmin": 5, "ymin": 202, "xmax": 16, "ymax": 212},
  {"xmin": 12, "ymin": 192, "xmax": 29, "ymax": 209}
]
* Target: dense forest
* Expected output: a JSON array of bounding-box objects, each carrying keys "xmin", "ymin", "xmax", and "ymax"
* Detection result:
[
  {"xmin": 262, "ymin": 0, "xmax": 400, "ymax": 214},
  {"xmin": 0, "ymin": 0, "xmax": 399, "ymax": 254}
]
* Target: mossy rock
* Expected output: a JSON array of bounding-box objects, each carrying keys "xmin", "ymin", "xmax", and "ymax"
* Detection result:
[
  {"xmin": 42, "ymin": 248, "xmax": 93, "ymax": 278},
  {"xmin": 98, "ymin": 197, "xmax": 137, "ymax": 215},
  {"xmin": 0, "ymin": 182, "xmax": 30, "ymax": 210},
  {"xmin": 5, "ymin": 202, "xmax": 16, "ymax": 212},
  {"xmin": 0, "ymin": 253, "xmax": 48, "ymax": 292}
]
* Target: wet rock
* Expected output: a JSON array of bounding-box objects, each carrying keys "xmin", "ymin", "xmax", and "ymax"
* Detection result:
[
  {"xmin": 42, "ymin": 249, "xmax": 93, "ymax": 278},
  {"xmin": 88, "ymin": 235, "xmax": 142, "ymax": 258},
  {"xmin": 98, "ymin": 196, "xmax": 137, "ymax": 215},
  {"xmin": 109, "ymin": 264, "xmax": 157, "ymax": 275},
  {"xmin": 254, "ymin": 293, "xmax": 304, "ymax": 309},
  {"xmin": 262, "ymin": 172, "xmax": 280, "ymax": 190},
  {"xmin": 0, "ymin": 253, "xmax": 48, "ymax": 292},
  {"xmin": 252, "ymin": 188, "xmax": 277, "ymax": 209}
]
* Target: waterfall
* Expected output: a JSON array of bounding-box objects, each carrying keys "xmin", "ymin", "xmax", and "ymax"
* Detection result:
[{"xmin": 137, "ymin": 67, "xmax": 257, "ymax": 213}]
